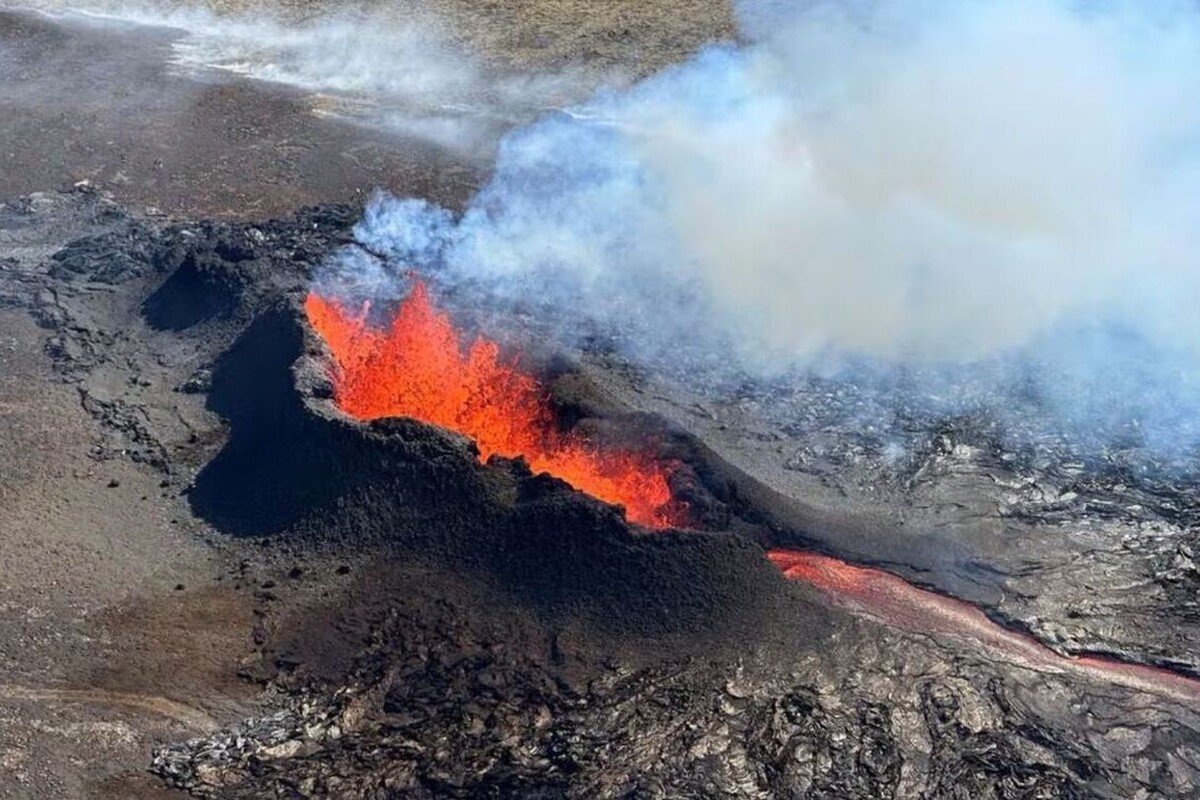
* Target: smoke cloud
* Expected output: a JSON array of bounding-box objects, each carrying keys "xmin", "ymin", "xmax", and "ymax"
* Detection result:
[
  {"xmin": 325, "ymin": 0, "xmax": 1200, "ymax": 454},
  {"xmin": 39, "ymin": 1, "xmax": 601, "ymax": 154}
]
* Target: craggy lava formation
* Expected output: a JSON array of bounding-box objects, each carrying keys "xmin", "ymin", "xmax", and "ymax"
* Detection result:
[{"xmin": 7, "ymin": 191, "xmax": 1200, "ymax": 797}]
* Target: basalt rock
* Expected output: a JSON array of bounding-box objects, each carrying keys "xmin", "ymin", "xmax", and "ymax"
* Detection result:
[{"xmin": 152, "ymin": 557, "xmax": 1200, "ymax": 800}]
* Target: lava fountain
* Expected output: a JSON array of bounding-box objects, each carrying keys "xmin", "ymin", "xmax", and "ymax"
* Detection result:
[{"xmin": 304, "ymin": 280, "xmax": 686, "ymax": 529}]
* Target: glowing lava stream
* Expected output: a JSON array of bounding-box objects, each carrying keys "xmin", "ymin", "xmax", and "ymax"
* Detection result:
[
  {"xmin": 770, "ymin": 550, "xmax": 1200, "ymax": 705},
  {"xmin": 304, "ymin": 281, "xmax": 685, "ymax": 529}
]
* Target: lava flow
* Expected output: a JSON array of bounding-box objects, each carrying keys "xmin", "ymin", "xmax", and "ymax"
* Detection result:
[
  {"xmin": 304, "ymin": 281, "xmax": 685, "ymax": 528},
  {"xmin": 770, "ymin": 549, "xmax": 1200, "ymax": 705}
]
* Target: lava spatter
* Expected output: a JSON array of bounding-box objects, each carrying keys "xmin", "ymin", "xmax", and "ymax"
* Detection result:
[{"xmin": 304, "ymin": 281, "xmax": 686, "ymax": 529}]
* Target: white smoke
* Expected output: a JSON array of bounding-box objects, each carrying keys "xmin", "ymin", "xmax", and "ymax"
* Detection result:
[
  {"xmin": 687, "ymin": 0, "xmax": 1200, "ymax": 362},
  {"xmin": 330, "ymin": 0, "xmax": 1200, "ymax": 453},
  {"xmin": 31, "ymin": 1, "xmax": 603, "ymax": 154}
]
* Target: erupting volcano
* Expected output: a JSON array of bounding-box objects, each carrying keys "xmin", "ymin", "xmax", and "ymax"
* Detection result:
[{"xmin": 304, "ymin": 281, "xmax": 685, "ymax": 528}]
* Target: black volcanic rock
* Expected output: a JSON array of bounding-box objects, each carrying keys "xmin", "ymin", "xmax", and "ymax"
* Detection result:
[{"xmin": 152, "ymin": 552, "xmax": 1199, "ymax": 800}]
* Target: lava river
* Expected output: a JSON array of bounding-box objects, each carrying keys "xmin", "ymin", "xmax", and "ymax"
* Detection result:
[
  {"xmin": 304, "ymin": 281, "xmax": 1200, "ymax": 706},
  {"xmin": 770, "ymin": 550, "xmax": 1200, "ymax": 705}
]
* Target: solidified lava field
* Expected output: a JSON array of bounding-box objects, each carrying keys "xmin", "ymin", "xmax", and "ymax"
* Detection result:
[{"xmin": 4, "ymin": 3, "xmax": 1200, "ymax": 800}]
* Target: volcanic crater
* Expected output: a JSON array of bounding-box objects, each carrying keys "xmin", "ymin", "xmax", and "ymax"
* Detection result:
[
  {"xmin": 187, "ymin": 276, "xmax": 818, "ymax": 640},
  {"xmin": 192, "ymin": 261, "xmax": 1200, "ymax": 701},
  {"xmin": 3, "ymin": 188, "xmax": 1200, "ymax": 797}
]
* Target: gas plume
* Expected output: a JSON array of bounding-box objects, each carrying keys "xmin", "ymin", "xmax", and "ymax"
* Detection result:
[{"xmin": 324, "ymin": 0, "xmax": 1200, "ymax": 455}]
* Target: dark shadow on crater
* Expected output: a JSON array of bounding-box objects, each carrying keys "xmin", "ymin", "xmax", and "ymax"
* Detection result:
[
  {"xmin": 142, "ymin": 251, "xmax": 248, "ymax": 331},
  {"xmin": 188, "ymin": 304, "xmax": 335, "ymax": 534}
]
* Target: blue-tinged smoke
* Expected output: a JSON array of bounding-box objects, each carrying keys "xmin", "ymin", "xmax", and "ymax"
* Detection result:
[{"xmin": 326, "ymin": 0, "xmax": 1200, "ymax": 458}]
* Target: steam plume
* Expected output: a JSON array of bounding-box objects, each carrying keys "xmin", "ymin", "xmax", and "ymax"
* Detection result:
[
  {"xmin": 39, "ymin": 1, "xmax": 600, "ymax": 154},
  {"xmin": 331, "ymin": 1, "xmax": 1200, "ymax": 454}
]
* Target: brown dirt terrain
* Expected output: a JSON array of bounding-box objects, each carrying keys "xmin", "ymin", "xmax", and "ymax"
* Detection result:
[
  {"xmin": 0, "ymin": 9, "xmax": 474, "ymax": 219},
  {"xmin": 0, "ymin": 307, "xmax": 244, "ymax": 797},
  {"xmin": 433, "ymin": 0, "xmax": 736, "ymax": 72}
]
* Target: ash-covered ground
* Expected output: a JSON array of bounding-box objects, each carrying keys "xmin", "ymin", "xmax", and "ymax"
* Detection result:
[{"xmin": 2, "ymin": 4, "xmax": 1200, "ymax": 799}]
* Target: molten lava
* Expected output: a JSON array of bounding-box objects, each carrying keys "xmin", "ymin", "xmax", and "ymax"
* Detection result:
[
  {"xmin": 769, "ymin": 549, "xmax": 1200, "ymax": 704},
  {"xmin": 304, "ymin": 281, "xmax": 685, "ymax": 529}
]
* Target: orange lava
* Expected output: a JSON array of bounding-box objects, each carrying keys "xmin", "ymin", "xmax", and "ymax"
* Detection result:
[
  {"xmin": 769, "ymin": 549, "xmax": 1200, "ymax": 705},
  {"xmin": 304, "ymin": 281, "xmax": 685, "ymax": 529}
]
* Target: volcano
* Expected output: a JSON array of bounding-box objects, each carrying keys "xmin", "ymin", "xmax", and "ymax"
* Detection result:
[
  {"xmin": 159, "ymin": 245, "xmax": 1200, "ymax": 796},
  {"xmin": 198, "ymin": 269, "xmax": 1200, "ymax": 706},
  {"xmin": 301, "ymin": 279, "xmax": 1200, "ymax": 705},
  {"xmin": 8, "ymin": 2, "xmax": 1200, "ymax": 797},
  {"xmin": 1, "ymin": 194, "xmax": 1196, "ymax": 798}
]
